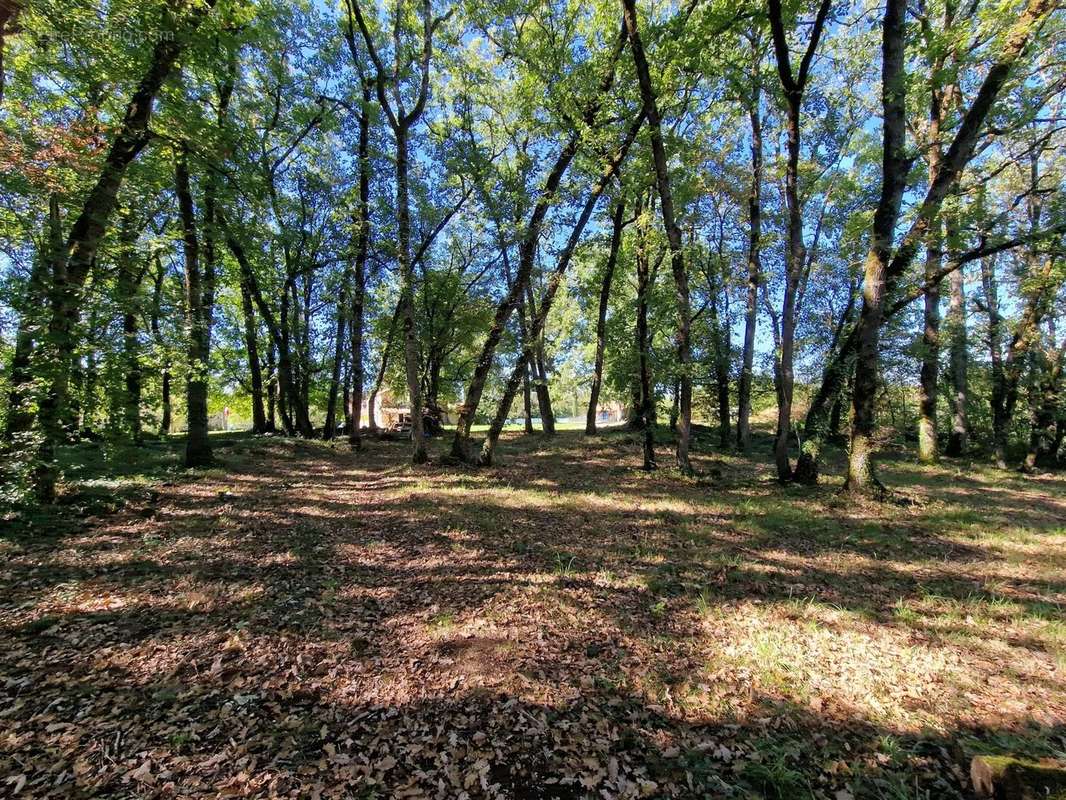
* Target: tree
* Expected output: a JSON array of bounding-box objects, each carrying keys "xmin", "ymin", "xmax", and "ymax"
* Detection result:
[
  {"xmin": 845, "ymin": 0, "xmax": 1058, "ymax": 493},
  {"xmin": 585, "ymin": 194, "xmax": 627, "ymax": 435},
  {"xmin": 349, "ymin": 0, "xmax": 451, "ymax": 464},
  {"xmin": 736, "ymin": 32, "xmax": 765, "ymax": 454},
  {"xmin": 449, "ymin": 21, "xmax": 629, "ymax": 464},
  {"xmin": 621, "ymin": 0, "xmax": 695, "ymax": 475},
  {"xmin": 31, "ymin": 0, "xmax": 219, "ymax": 501},
  {"xmin": 175, "ymin": 145, "xmax": 214, "ymax": 467},
  {"xmin": 766, "ymin": 0, "xmax": 833, "ymax": 482}
]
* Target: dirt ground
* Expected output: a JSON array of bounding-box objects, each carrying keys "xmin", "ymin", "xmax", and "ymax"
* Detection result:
[{"xmin": 1, "ymin": 429, "xmax": 1064, "ymax": 798}]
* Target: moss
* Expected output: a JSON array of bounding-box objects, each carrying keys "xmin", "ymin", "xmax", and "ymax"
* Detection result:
[{"xmin": 972, "ymin": 755, "xmax": 1066, "ymax": 799}]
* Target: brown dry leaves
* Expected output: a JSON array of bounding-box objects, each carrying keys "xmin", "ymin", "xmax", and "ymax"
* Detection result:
[{"xmin": 1, "ymin": 433, "xmax": 1063, "ymax": 797}]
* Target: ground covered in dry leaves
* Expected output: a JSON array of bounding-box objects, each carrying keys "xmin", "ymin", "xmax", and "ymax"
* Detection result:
[{"xmin": 2, "ymin": 428, "xmax": 1064, "ymax": 798}]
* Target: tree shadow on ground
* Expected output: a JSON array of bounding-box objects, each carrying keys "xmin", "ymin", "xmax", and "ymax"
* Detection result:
[{"xmin": 1, "ymin": 430, "xmax": 1063, "ymax": 797}]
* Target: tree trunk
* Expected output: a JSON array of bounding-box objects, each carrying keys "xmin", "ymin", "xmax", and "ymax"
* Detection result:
[
  {"xmin": 522, "ymin": 356, "xmax": 535, "ymax": 434},
  {"xmin": 298, "ymin": 279, "xmax": 313, "ymax": 419},
  {"xmin": 708, "ymin": 261, "xmax": 731, "ymax": 448},
  {"xmin": 845, "ymin": 0, "xmax": 908, "ymax": 494},
  {"xmin": 149, "ymin": 256, "xmax": 172, "ymax": 436},
  {"xmin": 737, "ymin": 90, "xmax": 762, "ymax": 454},
  {"xmin": 828, "ymin": 389, "xmax": 845, "ymax": 441},
  {"xmin": 766, "ymin": 0, "xmax": 832, "ymax": 481},
  {"xmin": 424, "ymin": 355, "xmax": 444, "ymax": 431},
  {"xmin": 984, "ymin": 256, "xmax": 1009, "ymax": 466},
  {"xmin": 627, "ymin": 379, "xmax": 644, "ymax": 429},
  {"xmin": 81, "ymin": 331, "xmax": 98, "ymax": 437},
  {"xmin": 348, "ymin": 80, "xmax": 372, "ymax": 450},
  {"xmin": 265, "ymin": 343, "xmax": 277, "ymax": 433},
  {"xmin": 773, "ymin": 99, "xmax": 803, "ymax": 482},
  {"xmin": 670, "ymin": 377, "xmax": 680, "ymax": 432},
  {"xmin": 450, "ymin": 134, "xmax": 580, "ymax": 460},
  {"xmin": 221, "ymin": 214, "xmax": 313, "ymax": 437},
  {"xmin": 115, "ymin": 217, "xmax": 145, "ymax": 445},
  {"xmin": 514, "ymin": 295, "xmax": 537, "ymax": 433},
  {"xmin": 917, "ymin": 217, "xmax": 942, "ymax": 464},
  {"xmin": 324, "ymin": 281, "xmax": 348, "ymax": 439},
  {"xmin": 343, "ymin": 366, "xmax": 352, "ymax": 435},
  {"xmin": 794, "ymin": 286, "xmax": 856, "ymax": 483},
  {"xmin": 394, "ymin": 126, "xmax": 428, "ymax": 463},
  {"xmin": 525, "ymin": 285, "xmax": 556, "ymax": 434},
  {"xmin": 586, "ymin": 194, "xmax": 626, "ymax": 435},
  {"xmin": 239, "ymin": 272, "xmax": 267, "ymax": 434},
  {"xmin": 280, "ymin": 288, "xmax": 302, "ymax": 435},
  {"xmin": 636, "ymin": 197, "xmax": 657, "ymax": 471},
  {"xmin": 985, "ymin": 153, "xmax": 1063, "ymax": 468},
  {"xmin": 4, "ymin": 196, "xmax": 58, "ymax": 446},
  {"xmin": 175, "ymin": 146, "xmax": 213, "ymax": 468},
  {"xmin": 945, "ymin": 265, "xmax": 969, "ymax": 455},
  {"xmin": 916, "ymin": 0, "xmax": 960, "ymax": 465},
  {"xmin": 621, "ymin": 0, "xmax": 693, "ymax": 475},
  {"xmin": 1023, "ymin": 342, "xmax": 1064, "ymax": 471},
  {"xmin": 846, "ymin": 0, "xmax": 1055, "ymax": 492},
  {"xmin": 348, "ymin": 250, "xmax": 366, "ymax": 448}
]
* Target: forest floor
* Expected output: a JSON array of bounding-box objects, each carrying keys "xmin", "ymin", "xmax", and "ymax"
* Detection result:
[{"xmin": 1, "ymin": 427, "xmax": 1065, "ymax": 799}]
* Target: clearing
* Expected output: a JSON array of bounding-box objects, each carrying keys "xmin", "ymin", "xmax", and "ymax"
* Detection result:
[{"xmin": 1, "ymin": 429, "xmax": 1064, "ymax": 798}]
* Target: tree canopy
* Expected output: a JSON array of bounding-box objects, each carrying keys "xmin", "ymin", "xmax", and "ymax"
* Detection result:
[{"xmin": 1, "ymin": 0, "xmax": 1064, "ymax": 499}]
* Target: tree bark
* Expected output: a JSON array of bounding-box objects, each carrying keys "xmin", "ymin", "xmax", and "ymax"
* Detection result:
[
  {"xmin": 349, "ymin": 0, "xmax": 444, "ymax": 464},
  {"xmin": 175, "ymin": 146, "xmax": 213, "ymax": 468},
  {"xmin": 394, "ymin": 126, "xmax": 428, "ymax": 462},
  {"xmin": 983, "ymin": 256, "xmax": 1010, "ymax": 466},
  {"xmin": 916, "ymin": 0, "xmax": 961, "ymax": 464},
  {"xmin": 945, "ymin": 264, "xmax": 968, "ymax": 455},
  {"xmin": 737, "ymin": 83, "xmax": 762, "ymax": 453},
  {"xmin": 917, "ymin": 216, "xmax": 942, "ymax": 464},
  {"xmin": 324, "ymin": 277, "xmax": 349, "ymax": 439},
  {"xmin": 81, "ymin": 322, "xmax": 99, "ymax": 437},
  {"xmin": 521, "ymin": 344, "xmax": 535, "ymax": 433},
  {"xmin": 710, "ymin": 275, "xmax": 731, "ymax": 449},
  {"xmin": 348, "ymin": 79, "xmax": 372, "ymax": 450},
  {"xmin": 149, "ymin": 255, "xmax": 172, "ymax": 436},
  {"xmin": 524, "ymin": 285, "xmax": 556, "ymax": 434},
  {"xmin": 988, "ymin": 255, "xmax": 1061, "ymax": 468},
  {"xmin": 635, "ymin": 194, "xmax": 657, "ymax": 471},
  {"xmin": 794, "ymin": 283, "xmax": 857, "ymax": 484},
  {"xmin": 220, "ymin": 213, "xmax": 312, "ymax": 437},
  {"xmin": 3, "ymin": 195, "xmax": 58, "ymax": 446},
  {"xmin": 845, "ymin": 0, "xmax": 908, "ymax": 494},
  {"xmin": 239, "ymin": 272, "xmax": 267, "ymax": 433},
  {"xmin": 766, "ymin": 0, "xmax": 832, "ymax": 482},
  {"xmin": 115, "ymin": 215, "xmax": 146, "ymax": 445},
  {"xmin": 265, "ymin": 343, "xmax": 277, "ymax": 432},
  {"xmin": 1023, "ymin": 340, "xmax": 1065, "ymax": 471},
  {"xmin": 773, "ymin": 97, "xmax": 804, "ymax": 481},
  {"xmin": 586, "ymin": 195, "xmax": 626, "ymax": 435},
  {"xmin": 845, "ymin": 0, "xmax": 1054, "ymax": 492}
]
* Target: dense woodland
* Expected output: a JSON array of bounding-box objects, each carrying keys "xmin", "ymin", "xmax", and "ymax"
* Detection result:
[{"xmin": 1, "ymin": 0, "xmax": 1065, "ymax": 493}]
